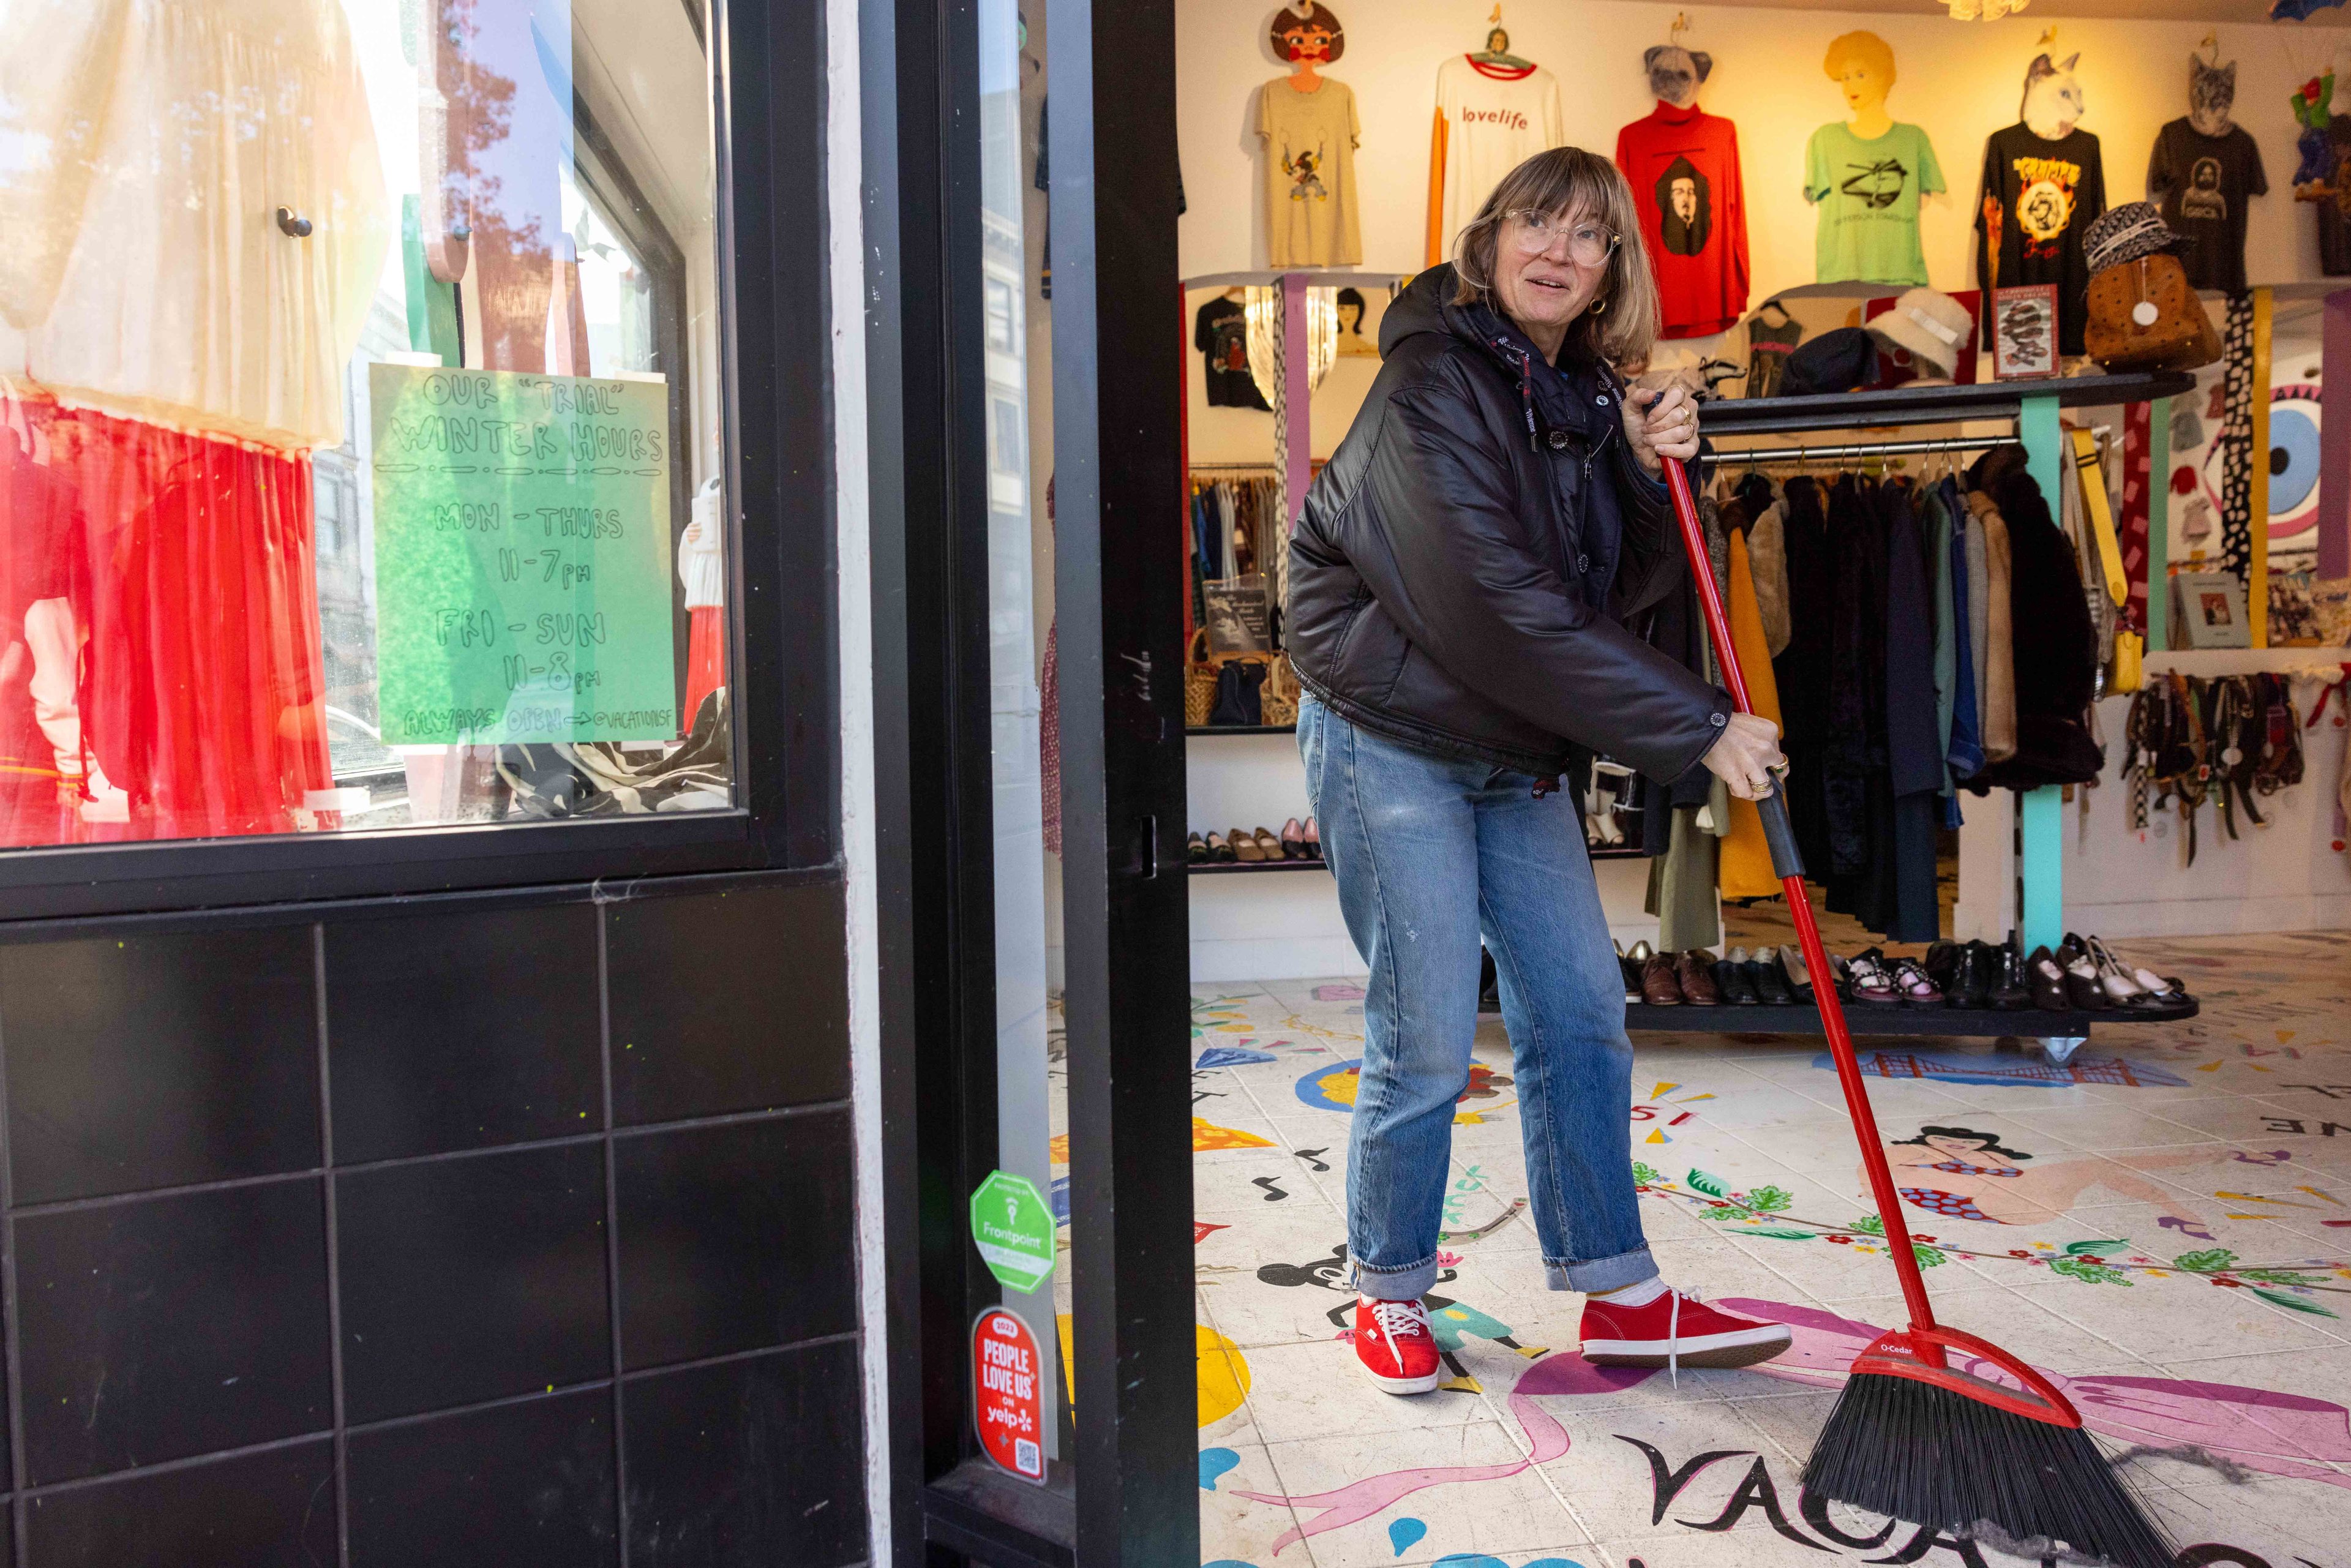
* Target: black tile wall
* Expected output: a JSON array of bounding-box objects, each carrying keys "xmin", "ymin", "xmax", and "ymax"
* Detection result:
[
  {"xmin": 1, "ymin": 927, "xmax": 320, "ymax": 1203},
  {"xmin": 615, "ymin": 1111, "xmax": 855, "ymax": 1371},
  {"xmin": 347, "ymin": 1389, "xmax": 618, "ymax": 1568},
  {"xmin": 23, "ymin": 1439, "xmax": 338, "ymax": 1568},
  {"xmin": 325, "ymin": 906, "xmax": 604, "ymax": 1163},
  {"xmin": 606, "ymin": 882, "xmax": 849, "ymax": 1125},
  {"xmin": 15, "ymin": 1180, "xmax": 332, "ymax": 1484},
  {"xmin": 337, "ymin": 1142, "xmax": 610, "ymax": 1422},
  {"xmin": 0, "ymin": 881, "xmax": 857, "ymax": 1566},
  {"xmin": 624, "ymin": 1341, "xmax": 868, "ymax": 1567}
]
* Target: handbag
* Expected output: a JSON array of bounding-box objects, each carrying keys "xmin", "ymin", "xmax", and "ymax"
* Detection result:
[{"xmin": 2085, "ymin": 253, "xmax": 2219, "ymax": 372}]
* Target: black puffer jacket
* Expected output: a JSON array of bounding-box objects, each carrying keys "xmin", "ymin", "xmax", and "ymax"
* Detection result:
[{"xmin": 1287, "ymin": 266, "xmax": 1730, "ymax": 783}]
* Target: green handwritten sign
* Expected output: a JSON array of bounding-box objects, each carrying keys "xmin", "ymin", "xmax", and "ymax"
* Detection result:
[{"xmin": 369, "ymin": 364, "xmax": 677, "ymax": 745}]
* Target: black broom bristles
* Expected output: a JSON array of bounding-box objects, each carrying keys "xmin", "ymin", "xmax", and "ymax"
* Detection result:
[{"xmin": 1802, "ymin": 1370, "xmax": 2176, "ymax": 1568}]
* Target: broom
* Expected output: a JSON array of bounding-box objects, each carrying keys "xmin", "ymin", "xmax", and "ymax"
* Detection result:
[{"xmin": 1659, "ymin": 456, "xmax": 2173, "ymax": 1568}]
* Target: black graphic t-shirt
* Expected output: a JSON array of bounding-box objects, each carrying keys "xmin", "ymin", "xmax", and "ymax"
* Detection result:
[
  {"xmin": 1975, "ymin": 123, "xmax": 2107, "ymax": 354},
  {"xmin": 1194, "ymin": 296, "xmax": 1270, "ymax": 410},
  {"xmin": 2148, "ymin": 120, "xmax": 2267, "ymax": 294}
]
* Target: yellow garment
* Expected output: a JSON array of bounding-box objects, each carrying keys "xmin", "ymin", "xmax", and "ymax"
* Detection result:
[
  {"xmin": 1258, "ymin": 76, "xmax": 1362, "ymax": 268},
  {"xmin": 1717, "ymin": 527, "xmax": 1787, "ymax": 899},
  {"xmin": 0, "ymin": 0, "xmax": 389, "ymax": 451}
]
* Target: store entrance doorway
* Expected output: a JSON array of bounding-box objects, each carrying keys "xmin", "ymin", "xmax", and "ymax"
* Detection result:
[{"xmin": 868, "ymin": 1, "xmax": 1198, "ymax": 1565}]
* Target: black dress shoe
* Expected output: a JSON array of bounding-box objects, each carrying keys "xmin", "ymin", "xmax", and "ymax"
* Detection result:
[
  {"xmin": 1716, "ymin": 950, "xmax": 1761, "ymax": 1005},
  {"xmin": 1960, "ymin": 941, "xmax": 1993, "ymax": 1009},
  {"xmin": 1750, "ymin": 948, "xmax": 1794, "ymax": 1005},
  {"xmin": 1188, "ymin": 832, "xmax": 1207, "ymax": 865},
  {"xmin": 1989, "ymin": 937, "xmax": 2031, "ymax": 1009}
]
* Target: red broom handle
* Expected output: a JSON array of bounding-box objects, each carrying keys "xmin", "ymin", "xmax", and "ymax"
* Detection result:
[{"xmin": 1661, "ymin": 457, "xmax": 1942, "ymax": 1346}]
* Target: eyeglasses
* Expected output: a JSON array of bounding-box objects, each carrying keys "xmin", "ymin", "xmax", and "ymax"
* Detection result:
[{"xmin": 1505, "ymin": 211, "xmax": 1619, "ymax": 266}]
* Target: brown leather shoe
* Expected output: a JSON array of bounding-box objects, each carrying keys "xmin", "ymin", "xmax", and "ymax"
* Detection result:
[
  {"xmin": 1676, "ymin": 949, "xmax": 1722, "ymax": 1005},
  {"xmin": 1640, "ymin": 951, "xmax": 1682, "ymax": 1005}
]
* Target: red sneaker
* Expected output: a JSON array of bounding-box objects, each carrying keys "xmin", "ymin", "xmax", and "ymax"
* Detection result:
[
  {"xmin": 1353, "ymin": 1296, "xmax": 1442, "ymax": 1394},
  {"xmin": 1580, "ymin": 1288, "xmax": 1790, "ymax": 1370}
]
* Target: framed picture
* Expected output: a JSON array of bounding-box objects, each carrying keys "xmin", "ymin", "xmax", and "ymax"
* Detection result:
[
  {"xmin": 2171, "ymin": 570, "xmax": 2252, "ymax": 649},
  {"xmin": 1202, "ymin": 576, "xmax": 1273, "ymax": 655},
  {"xmin": 1992, "ymin": 286, "xmax": 2060, "ymax": 380}
]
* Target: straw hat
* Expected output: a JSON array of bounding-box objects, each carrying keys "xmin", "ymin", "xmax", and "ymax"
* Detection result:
[{"xmin": 1867, "ymin": 288, "xmax": 1973, "ymax": 380}]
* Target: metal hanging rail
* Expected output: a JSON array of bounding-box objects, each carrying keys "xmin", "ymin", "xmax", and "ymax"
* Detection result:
[{"xmin": 1701, "ymin": 433, "xmax": 2020, "ymax": 467}]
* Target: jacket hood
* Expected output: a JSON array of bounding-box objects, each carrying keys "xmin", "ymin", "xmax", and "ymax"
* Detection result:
[{"xmin": 1381, "ymin": 263, "xmax": 1616, "ymax": 451}]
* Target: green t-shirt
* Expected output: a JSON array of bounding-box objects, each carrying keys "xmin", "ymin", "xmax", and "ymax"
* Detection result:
[{"xmin": 1804, "ymin": 121, "xmax": 1945, "ymax": 286}]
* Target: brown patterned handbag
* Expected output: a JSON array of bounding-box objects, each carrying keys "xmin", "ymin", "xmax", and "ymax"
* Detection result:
[{"xmin": 2085, "ymin": 253, "xmax": 2219, "ymax": 372}]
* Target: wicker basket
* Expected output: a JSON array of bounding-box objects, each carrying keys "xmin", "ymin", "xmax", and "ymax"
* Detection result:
[
  {"xmin": 1261, "ymin": 655, "xmax": 1299, "ymax": 726},
  {"xmin": 1185, "ymin": 664, "xmax": 1217, "ymax": 727}
]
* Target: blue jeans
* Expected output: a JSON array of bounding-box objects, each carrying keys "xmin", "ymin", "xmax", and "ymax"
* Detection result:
[{"xmin": 1299, "ymin": 694, "xmax": 1654, "ymax": 1300}]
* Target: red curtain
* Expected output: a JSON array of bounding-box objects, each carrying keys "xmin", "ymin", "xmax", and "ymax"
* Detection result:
[{"xmin": 0, "ymin": 396, "xmax": 332, "ymax": 844}]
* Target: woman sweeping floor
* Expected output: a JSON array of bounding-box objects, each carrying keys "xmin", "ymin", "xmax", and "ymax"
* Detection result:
[{"xmin": 1286, "ymin": 146, "xmax": 1795, "ymax": 1394}]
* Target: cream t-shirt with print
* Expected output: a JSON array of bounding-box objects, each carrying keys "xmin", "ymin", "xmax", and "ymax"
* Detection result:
[{"xmin": 1259, "ymin": 77, "xmax": 1362, "ymax": 268}]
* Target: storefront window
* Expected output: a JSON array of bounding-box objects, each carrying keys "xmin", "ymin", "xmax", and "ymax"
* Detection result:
[{"xmin": 0, "ymin": 0, "xmax": 724, "ymax": 847}]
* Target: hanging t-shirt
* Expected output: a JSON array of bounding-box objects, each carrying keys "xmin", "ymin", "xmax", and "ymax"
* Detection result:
[
  {"xmin": 1975, "ymin": 124, "xmax": 2106, "ymax": 356},
  {"xmin": 1614, "ymin": 102, "xmax": 1749, "ymax": 339},
  {"xmin": 1804, "ymin": 121, "xmax": 1946, "ymax": 287},
  {"xmin": 2147, "ymin": 120, "xmax": 2267, "ymax": 295},
  {"xmin": 1194, "ymin": 297, "xmax": 1270, "ymax": 410},
  {"xmin": 1259, "ymin": 77, "xmax": 1362, "ymax": 268},
  {"xmin": 1427, "ymin": 55, "xmax": 1565, "ymax": 266}
]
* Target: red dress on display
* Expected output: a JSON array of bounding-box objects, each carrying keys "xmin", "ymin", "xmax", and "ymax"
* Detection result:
[
  {"xmin": 0, "ymin": 0, "xmax": 386, "ymax": 844},
  {"xmin": 1614, "ymin": 102, "xmax": 1750, "ymax": 339}
]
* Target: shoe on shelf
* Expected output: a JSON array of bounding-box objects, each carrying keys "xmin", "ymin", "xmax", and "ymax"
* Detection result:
[
  {"xmin": 1303, "ymin": 817, "xmax": 1322, "ymax": 860},
  {"xmin": 1188, "ymin": 832, "xmax": 1207, "ymax": 865},
  {"xmin": 1280, "ymin": 817, "xmax": 1306, "ymax": 859},
  {"xmin": 1889, "ymin": 957, "xmax": 1939, "ymax": 1005},
  {"xmin": 1581, "ymin": 1286, "xmax": 1792, "ymax": 1371},
  {"xmin": 2061, "ymin": 951, "xmax": 2110, "ymax": 1010},
  {"xmin": 1777, "ymin": 945, "xmax": 1813, "ymax": 1001},
  {"xmin": 1989, "ymin": 936, "xmax": 2031, "ymax": 1010},
  {"xmin": 1640, "ymin": 948, "xmax": 1682, "ymax": 1006},
  {"xmin": 1845, "ymin": 950, "xmax": 1900, "ymax": 1004},
  {"xmin": 1616, "ymin": 942, "xmax": 1642, "ymax": 1005},
  {"xmin": 1924, "ymin": 940, "xmax": 1963, "ymax": 1000},
  {"xmin": 1750, "ymin": 947, "xmax": 1794, "ymax": 1005},
  {"xmin": 1676, "ymin": 949, "xmax": 1722, "ymax": 1005},
  {"xmin": 1715, "ymin": 948, "xmax": 1761, "ymax": 1006},
  {"xmin": 2025, "ymin": 945, "xmax": 2069, "ymax": 1011},
  {"xmin": 1354, "ymin": 1296, "xmax": 1442, "ymax": 1394},
  {"xmin": 1206, "ymin": 831, "xmax": 1235, "ymax": 863},
  {"xmin": 1231, "ymin": 827, "xmax": 1265, "ymax": 864},
  {"xmin": 1251, "ymin": 826, "xmax": 1285, "ymax": 861},
  {"xmin": 1959, "ymin": 941, "xmax": 1994, "ymax": 1009},
  {"xmin": 2083, "ymin": 936, "xmax": 2156, "ymax": 1007}
]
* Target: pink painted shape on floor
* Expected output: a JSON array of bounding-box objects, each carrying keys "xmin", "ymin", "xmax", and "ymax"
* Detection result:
[{"xmin": 1226, "ymin": 1354, "xmax": 1651, "ymax": 1555}]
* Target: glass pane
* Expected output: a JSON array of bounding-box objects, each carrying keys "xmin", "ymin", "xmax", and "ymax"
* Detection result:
[
  {"xmin": 973, "ymin": 0, "xmax": 1066, "ymax": 1477},
  {"xmin": 0, "ymin": 0, "xmax": 725, "ymax": 847}
]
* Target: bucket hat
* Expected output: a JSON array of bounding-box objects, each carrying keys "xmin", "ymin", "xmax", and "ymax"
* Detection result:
[
  {"xmin": 1867, "ymin": 288, "xmax": 1973, "ymax": 379},
  {"xmin": 2083, "ymin": 201, "xmax": 2191, "ymax": 277}
]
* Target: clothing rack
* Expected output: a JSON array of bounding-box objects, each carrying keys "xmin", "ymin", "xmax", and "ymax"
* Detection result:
[
  {"xmin": 1188, "ymin": 462, "xmax": 1284, "ymax": 472},
  {"xmin": 1657, "ymin": 373, "xmax": 2199, "ymax": 1063}
]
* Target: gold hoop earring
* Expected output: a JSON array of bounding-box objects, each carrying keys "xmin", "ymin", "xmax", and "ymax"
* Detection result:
[{"xmin": 1590, "ymin": 296, "xmax": 1608, "ymax": 316}]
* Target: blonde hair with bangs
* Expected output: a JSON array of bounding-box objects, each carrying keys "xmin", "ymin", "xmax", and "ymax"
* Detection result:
[{"xmin": 1452, "ymin": 146, "xmax": 1660, "ymax": 368}]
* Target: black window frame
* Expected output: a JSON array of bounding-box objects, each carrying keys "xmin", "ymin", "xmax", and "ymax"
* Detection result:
[{"xmin": 0, "ymin": 0, "xmax": 838, "ymax": 925}]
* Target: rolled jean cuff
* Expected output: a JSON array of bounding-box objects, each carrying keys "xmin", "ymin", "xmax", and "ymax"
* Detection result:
[
  {"xmin": 1349, "ymin": 1251, "xmax": 1440, "ymax": 1302},
  {"xmin": 1545, "ymin": 1244, "xmax": 1657, "ymax": 1294}
]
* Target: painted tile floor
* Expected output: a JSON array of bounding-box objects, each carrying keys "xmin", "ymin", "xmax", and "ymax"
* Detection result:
[{"xmin": 1181, "ymin": 930, "xmax": 2351, "ymax": 1568}]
